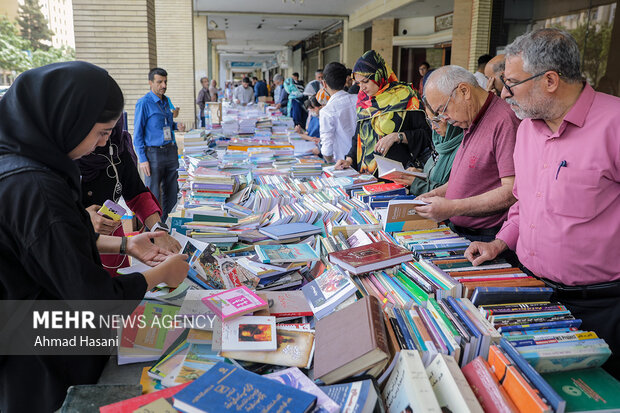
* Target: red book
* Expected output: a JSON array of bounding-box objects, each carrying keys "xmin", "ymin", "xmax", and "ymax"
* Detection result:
[
  {"xmin": 362, "ymin": 182, "xmax": 405, "ymax": 194},
  {"xmin": 99, "ymin": 382, "xmax": 190, "ymax": 412},
  {"xmin": 328, "ymin": 241, "xmax": 413, "ymax": 275},
  {"xmin": 461, "ymin": 356, "xmax": 519, "ymax": 413}
]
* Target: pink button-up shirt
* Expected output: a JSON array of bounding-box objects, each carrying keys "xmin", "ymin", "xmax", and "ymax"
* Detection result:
[{"xmin": 496, "ymin": 84, "xmax": 620, "ymax": 286}]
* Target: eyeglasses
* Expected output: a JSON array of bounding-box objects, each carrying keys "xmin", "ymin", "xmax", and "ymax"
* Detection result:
[
  {"xmin": 423, "ymin": 86, "xmax": 457, "ymax": 126},
  {"xmin": 500, "ymin": 70, "xmax": 562, "ymax": 97}
]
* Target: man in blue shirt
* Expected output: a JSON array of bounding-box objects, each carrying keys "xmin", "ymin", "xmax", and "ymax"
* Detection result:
[
  {"xmin": 252, "ymin": 76, "xmax": 268, "ymax": 102},
  {"xmin": 134, "ymin": 67, "xmax": 185, "ymax": 220}
]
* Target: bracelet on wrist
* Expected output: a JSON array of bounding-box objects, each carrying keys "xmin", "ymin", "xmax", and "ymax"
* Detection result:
[{"xmin": 119, "ymin": 236, "xmax": 128, "ymax": 255}]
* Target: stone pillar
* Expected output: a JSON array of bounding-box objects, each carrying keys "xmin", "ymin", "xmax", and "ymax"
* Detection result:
[
  {"xmin": 194, "ymin": 14, "xmax": 208, "ymax": 108},
  {"xmin": 451, "ymin": 0, "xmax": 492, "ymax": 71},
  {"xmin": 73, "ymin": 0, "xmax": 157, "ymax": 132},
  {"xmin": 155, "ymin": 0, "xmax": 196, "ymax": 128},
  {"xmin": 371, "ymin": 18, "xmax": 395, "ymax": 69},
  {"xmin": 343, "ymin": 19, "xmax": 365, "ymax": 68}
]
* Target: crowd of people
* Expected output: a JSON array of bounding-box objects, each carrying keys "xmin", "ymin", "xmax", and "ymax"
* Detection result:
[{"xmin": 0, "ymin": 27, "xmax": 619, "ymax": 412}]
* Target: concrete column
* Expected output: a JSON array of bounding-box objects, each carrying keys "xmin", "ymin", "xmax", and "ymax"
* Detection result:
[
  {"xmin": 194, "ymin": 14, "xmax": 208, "ymax": 101},
  {"xmin": 371, "ymin": 18, "xmax": 395, "ymax": 69},
  {"xmin": 343, "ymin": 19, "xmax": 365, "ymax": 68},
  {"xmin": 155, "ymin": 0, "xmax": 196, "ymax": 128},
  {"xmin": 452, "ymin": 0, "xmax": 492, "ymax": 71},
  {"xmin": 73, "ymin": 0, "xmax": 157, "ymax": 132},
  {"xmin": 600, "ymin": 0, "xmax": 620, "ymax": 96}
]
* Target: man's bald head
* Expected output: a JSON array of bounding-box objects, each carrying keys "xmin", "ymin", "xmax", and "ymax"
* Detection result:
[{"xmin": 484, "ymin": 54, "xmax": 505, "ymax": 96}]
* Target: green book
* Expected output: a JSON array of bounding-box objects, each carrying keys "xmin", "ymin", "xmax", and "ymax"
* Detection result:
[
  {"xmin": 542, "ymin": 368, "xmax": 620, "ymax": 412},
  {"xmin": 193, "ymin": 213, "xmax": 238, "ymax": 223}
]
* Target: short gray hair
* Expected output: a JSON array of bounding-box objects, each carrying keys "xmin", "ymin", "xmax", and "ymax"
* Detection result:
[
  {"xmin": 505, "ymin": 28, "xmax": 581, "ymax": 82},
  {"xmin": 273, "ymin": 74, "xmax": 283, "ymax": 82},
  {"xmin": 425, "ymin": 65, "xmax": 479, "ymax": 96}
]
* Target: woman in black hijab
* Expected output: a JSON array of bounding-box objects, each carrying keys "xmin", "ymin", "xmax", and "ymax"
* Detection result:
[{"xmin": 0, "ymin": 62, "xmax": 189, "ymax": 412}]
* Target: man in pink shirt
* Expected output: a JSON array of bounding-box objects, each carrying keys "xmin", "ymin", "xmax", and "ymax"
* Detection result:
[
  {"xmin": 415, "ymin": 65, "xmax": 519, "ymax": 242},
  {"xmin": 466, "ymin": 28, "xmax": 620, "ymax": 377}
]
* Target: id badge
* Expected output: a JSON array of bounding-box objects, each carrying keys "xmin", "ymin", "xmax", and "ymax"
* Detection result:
[{"xmin": 163, "ymin": 126, "xmax": 172, "ymax": 141}]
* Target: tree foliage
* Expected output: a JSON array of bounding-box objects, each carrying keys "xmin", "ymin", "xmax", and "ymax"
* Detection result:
[{"xmin": 16, "ymin": 0, "xmax": 54, "ymax": 51}]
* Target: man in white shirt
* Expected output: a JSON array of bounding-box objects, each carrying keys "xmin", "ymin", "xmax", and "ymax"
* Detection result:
[
  {"xmin": 473, "ymin": 54, "xmax": 493, "ymax": 88},
  {"xmin": 319, "ymin": 62, "xmax": 357, "ymax": 163},
  {"xmin": 233, "ymin": 77, "xmax": 254, "ymax": 105}
]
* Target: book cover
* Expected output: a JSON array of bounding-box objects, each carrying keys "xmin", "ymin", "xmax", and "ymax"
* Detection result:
[
  {"xmin": 542, "ymin": 368, "xmax": 620, "ymax": 413},
  {"xmin": 256, "ymin": 290, "xmax": 314, "ymax": 318},
  {"xmin": 265, "ymin": 367, "xmax": 340, "ymax": 413},
  {"xmin": 426, "ymin": 354, "xmax": 484, "ymax": 413},
  {"xmin": 201, "ymin": 285, "xmax": 268, "ymax": 320},
  {"xmin": 301, "ymin": 267, "xmax": 358, "ymax": 319},
  {"xmin": 255, "ymin": 243, "xmax": 320, "ymax": 263},
  {"xmin": 362, "ymin": 182, "xmax": 406, "ymax": 195},
  {"xmin": 383, "ymin": 350, "xmax": 442, "ymax": 413},
  {"xmin": 220, "ymin": 316, "xmax": 277, "ymax": 352},
  {"xmin": 487, "ymin": 345, "xmax": 552, "ymax": 413},
  {"xmin": 461, "ymin": 357, "xmax": 519, "ymax": 413},
  {"xmin": 383, "ymin": 199, "xmax": 437, "ymax": 233},
  {"xmin": 321, "ymin": 380, "xmax": 379, "ymax": 413},
  {"xmin": 173, "ymin": 343, "xmax": 225, "ymax": 384},
  {"xmin": 99, "ymin": 383, "xmax": 190, "ymax": 413},
  {"xmin": 314, "ymin": 296, "xmax": 390, "ymax": 384},
  {"xmin": 221, "ymin": 327, "xmax": 314, "ymax": 368},
  {"xmin": 328, "ymin": 241, "xmax": 413, "ymax": 275},
  {"xmin": 172, "ymin": 361, "xmax": 317, "ymax": 413},
  {"xmin": 259, "ymin": 222, "xmax": 322, "ymax": 240}
]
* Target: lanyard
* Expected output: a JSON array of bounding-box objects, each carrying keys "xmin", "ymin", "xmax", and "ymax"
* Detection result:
[{"xmin": 156, "ymin": 97, "xmax": 169, "ymax": 126}]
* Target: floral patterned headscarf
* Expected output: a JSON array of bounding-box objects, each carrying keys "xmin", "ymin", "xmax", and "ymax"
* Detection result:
[{"xmin": 352, "ymin": 50, "xmax": 422, "ymax": 173}]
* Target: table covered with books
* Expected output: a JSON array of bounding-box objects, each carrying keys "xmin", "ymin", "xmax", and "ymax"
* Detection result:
[{"xmin": 58, "ymin": 103, "xmax": 620, "ymax": 413}]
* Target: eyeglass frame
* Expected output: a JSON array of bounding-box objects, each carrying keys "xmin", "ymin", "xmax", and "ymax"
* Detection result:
[
  {"xmin": 423, "ymin": 86, "xmax": 458, "ymax": 126},
  {"xmin": 499, "ymin": 70, "xmax": 563, "ymax": 97}
]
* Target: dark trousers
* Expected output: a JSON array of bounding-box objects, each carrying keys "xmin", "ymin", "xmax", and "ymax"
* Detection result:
[
  {"xmin": 450, "ymin": 223, "xmax": 502, "ymax": 243},
  {"xmin": 145, "ymin": 144, "xmax": 178, "ymax": 221},
  {"xmin": 552, "ymin": 293, "xmax": 620, "ymax": 379},
  {"xmin": 200, "ymin": 115, "xmax": 205, "ymax": 128}
]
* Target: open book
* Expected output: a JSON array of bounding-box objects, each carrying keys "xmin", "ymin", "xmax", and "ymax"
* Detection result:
[{"xmin": 375, "ymin": 155, "xmax": 428, "ymax": 181}]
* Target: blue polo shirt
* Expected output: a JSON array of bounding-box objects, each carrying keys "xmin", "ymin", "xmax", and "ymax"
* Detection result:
[{"xmin": 134, "ymin": 91, "xmax": 176, "ymax": 163}]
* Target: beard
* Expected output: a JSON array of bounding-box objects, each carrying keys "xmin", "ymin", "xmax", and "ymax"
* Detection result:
[{"xmin": 505, "ymin": 87, "xmax": 557, "ymax": 120}]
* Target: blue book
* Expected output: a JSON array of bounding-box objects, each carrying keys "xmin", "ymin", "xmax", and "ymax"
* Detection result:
[
  {"xmin": 321, "ymin": 380, "xmax": 379, "ymax": 413},
  {"xmin": 254, "ymin": 243, "xmax": 320, "ymax": 264},
  {"xmin": 173, "ymin": 361, "xmax": 317, "ymax": 413},
  {"xmin": 498, "ymin": 319, "xmax": 582, "ymax": 333},
  {"xmin": 392, "ymin": 308, "xmax": 416, "ymax": 350},
  {"xmin": 258, "ymin": 223, "xmax": 322, "ymax": 240},
  {"xmin": 446, "ymin": 296, "xmax": 482, "ymax": 360},
  {"xmin": 470, "ymin": 286, "xmax": 554, "ymax": 306},
  {"xmin": 500, "ymin": 339, "xmax": 567, "ymax": 413}
]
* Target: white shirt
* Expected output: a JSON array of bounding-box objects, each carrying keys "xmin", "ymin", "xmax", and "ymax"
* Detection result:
[
  {"xmin": 474, "ymin": 71, "xmax": 487, "ymax": 88},
  {"xmin": 319, "ymin": 90, "xmax": 357, "ymax": 161},
  {"xmin": 233, "ymin": 85, "xmax": 254, "ymax": 104}
]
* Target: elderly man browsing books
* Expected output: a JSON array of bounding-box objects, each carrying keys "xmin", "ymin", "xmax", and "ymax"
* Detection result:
[
  {"xmin": 413, "ymin": 65, "xmax": 520, "ymax": 242},
  {"xmin": 465, "ymin": 28, "xmax": 620, "ymax": 378}
]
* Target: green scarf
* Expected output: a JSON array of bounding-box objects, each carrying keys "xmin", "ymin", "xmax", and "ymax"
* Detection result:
[{"xmin": 410, "ymin": 124, "xmax": 463, "ymax": 195}]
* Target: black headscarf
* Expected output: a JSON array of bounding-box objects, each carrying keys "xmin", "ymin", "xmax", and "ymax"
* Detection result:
[
  {"xmin": 0, "ymin": 61, "xmax": 115, "ymax": 193},
  {"xmin": 75, "ymin": 112, "xmax": 138, "ymax": 182}
]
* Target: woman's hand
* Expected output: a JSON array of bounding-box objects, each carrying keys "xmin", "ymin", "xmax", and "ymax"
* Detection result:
[
  {"xmin": 335, "ymin": 157, "xmax": 353, "ymax": 170},
  {"xmin": 126, "ymin": 232, "xmax": 174, "ymax": 266},
  {"xmin": 86, "ymin": 204, "xmax": 121, "ymax": 235},
  {"xmin": 143, "ymin": 254, "xmax": 189, "ymax": 290},
  {"xmin": 374, "ymin": 133, "xmax": 400, "ymax": 156},
  {"xmin": 153, "ymin": 232, "xmax": 182, "ymax": 254}
]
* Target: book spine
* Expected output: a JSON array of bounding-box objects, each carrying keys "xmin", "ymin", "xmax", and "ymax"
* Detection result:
[
  {"xmin": 461, "ymin": 357, "xmax": 519, "ymax": 413},
  {"xmin": 499, "ymin": 339, "xmax": 566, "ymax": 413},
  {"xmin": 368, "ymin": 296, "xmax": 390, "ymax": 357}
]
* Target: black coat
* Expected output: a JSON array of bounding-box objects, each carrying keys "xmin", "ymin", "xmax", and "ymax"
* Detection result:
[{"xmin": 0, "ymin": 62, "xmax": 147, "ymax": 412}]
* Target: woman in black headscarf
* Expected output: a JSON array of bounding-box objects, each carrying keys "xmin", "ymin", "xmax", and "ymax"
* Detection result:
[
  {"xmin": 76, "ymin": 113, "xmax": 181, "ymax": 277},
  {"xmin": 0, "ymin": 62, "xmax": 189, "ymax": 412}
]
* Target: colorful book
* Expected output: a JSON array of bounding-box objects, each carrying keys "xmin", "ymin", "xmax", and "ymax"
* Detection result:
[
  {"xmin": 173, "ymin": 343, "xmax": 225, "ymax": 384},
  {"xmin": 255, "ymin": 290, "xmax": 314, "ymax": 318},
  {"xmin": 255, "ymin": 243, "xmax": 320, "ymax": 263},
  {"xmin": 426, "ymin": 354, "xmax": 484, "ymax": 413},
  {"xmin": 328, "ymin": 241, "xmax": 413, "ymax": 275},
  {"xmin": 301, "ymin": 267, "xmax": 358, "ymax": 319},
  {"xmin": 172, "ymin": 361, "xmax": 317, "ymax": 413},
  {"xmin": 220, "ymin": 316, "xmax": 277, "ymax": 352},
  {"xmin": 99, "ymin": 383, "xmax": 190, "ymax": 412},
  {"xmin": 201, "ymin": 285, "xmax": 268, "ymax": 320},
  {"xmin": 542, "ymin": 368, "xmax": 620, "ymax": 413},
  {"xmin": 259, "ymin": 222, "xmax": 322, "ymax": 240},
  {"xmin": 461, "ymin": 356, "xmax": 519, "ymax": 413}
]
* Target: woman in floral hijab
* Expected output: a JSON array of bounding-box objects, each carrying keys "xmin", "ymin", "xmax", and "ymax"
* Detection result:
[{"xmin": 337, "ymin": 50, "xmax": 431, "ymax": 174}]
